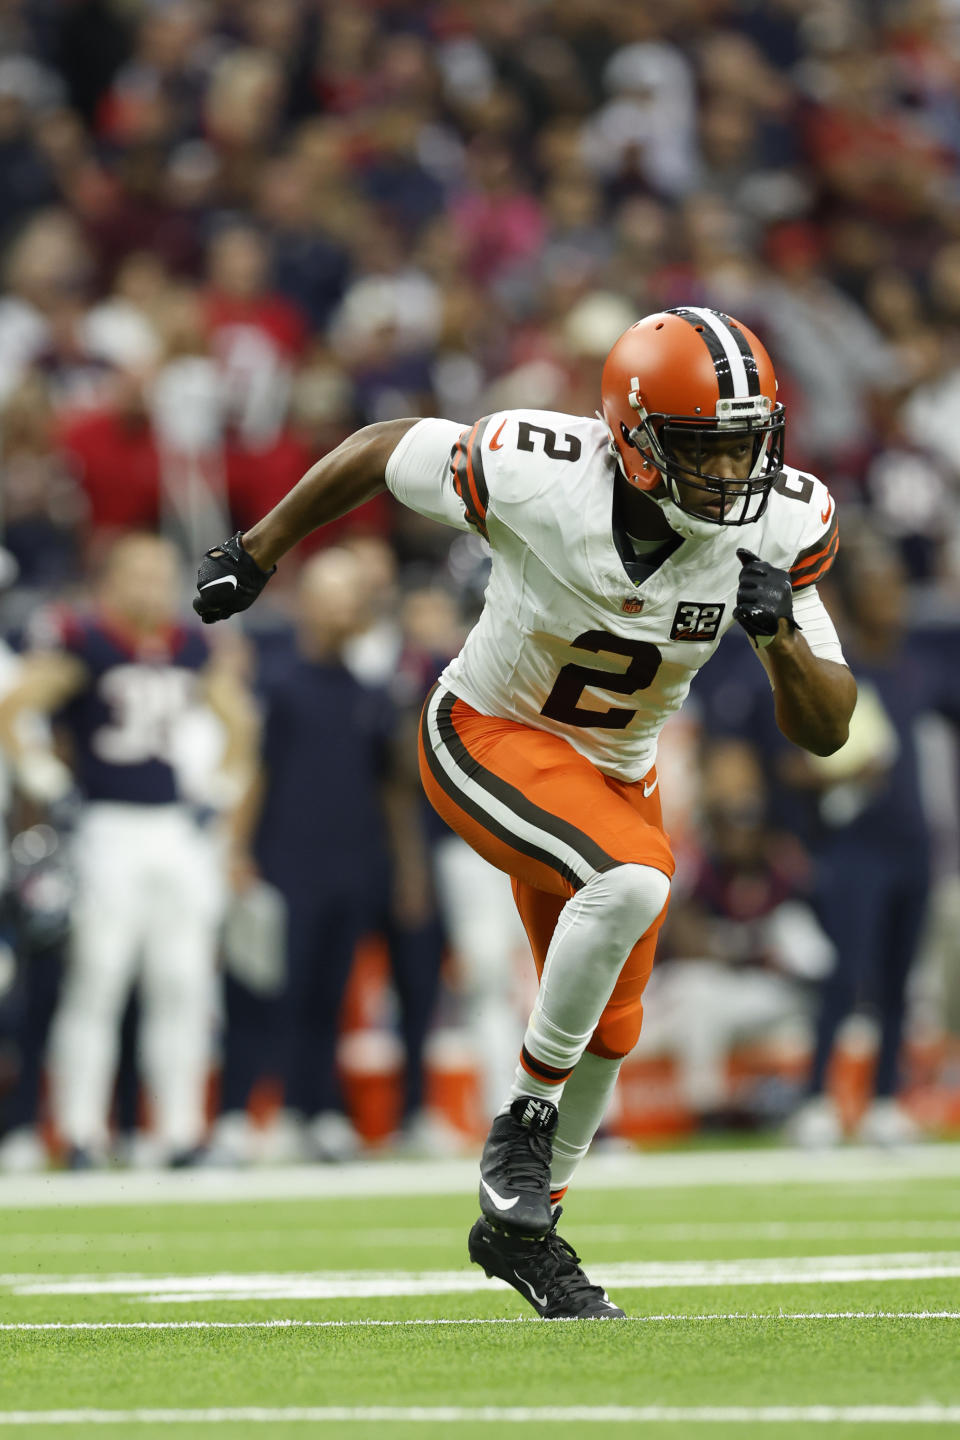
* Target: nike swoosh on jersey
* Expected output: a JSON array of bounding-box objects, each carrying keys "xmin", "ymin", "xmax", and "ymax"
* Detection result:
[
  {"xmin": 200, "ymin": 575, "xmax": 239, "ymax": 591},
  {"xmin": 643, "ymin": 776, "xmax": 658, "ymax": 798},
  {"xmin": 480, "ymin": 1178, "xmax": 520, "ymax": 1211},
  {"xmin": 514, "ymin": 1270, "xmax": 548, "ymax": 1308},
  {"xmin": 820, "ymin": 499, "xmax": 833, "ymax": 524},
  {"xmin": 488, "ymin": 419, "xmax": 507, "ymax": 451}
]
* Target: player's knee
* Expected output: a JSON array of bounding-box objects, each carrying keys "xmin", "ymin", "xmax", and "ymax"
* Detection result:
[
  {"xmin": 588, "ymin": 1008, "xmax": 644, "ymax": 1059},
  {"xmin": 64, "ymin": 962, "xmax": 130, "ymax": 1020},
  {"xmin": 147, "ymin": 962, "xmax": 211, "ymax": 1014},
  {"xmin": 596, "ymin": 862, "xmax": 670, "ymax": 938}
]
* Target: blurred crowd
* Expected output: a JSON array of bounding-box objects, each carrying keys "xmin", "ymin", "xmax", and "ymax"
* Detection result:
[{"xmin": 1, "ymin": 0, "xmax": 960, "ymax": 1167}]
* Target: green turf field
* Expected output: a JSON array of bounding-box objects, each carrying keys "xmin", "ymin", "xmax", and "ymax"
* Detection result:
[{"xmin": 1, "ymin": 1146, "xmax": 960, "ymax": 1438}]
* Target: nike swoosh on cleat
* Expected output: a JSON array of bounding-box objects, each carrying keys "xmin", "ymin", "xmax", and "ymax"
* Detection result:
[
  {"xmin": 200, "ymin": 576, "xmax": 239, "ymax": 591},
  {"xmin": 480, "ymin": 1178, "xmax": 520, "ymax": 1211},
  {"xmin": 513, "ymin": 1270, "xmax": 547, "ymax": 1308},
  {"xmin": 642, "ymin": 776, "xmax": 658, "ymax": 798}
]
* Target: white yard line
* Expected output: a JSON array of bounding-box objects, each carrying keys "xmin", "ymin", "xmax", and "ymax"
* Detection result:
[
  {"xmin": 1, "ymin": 1144, "xmax": 959, "ymax": 1209},
  {"xmin": 2, "ymin": 1311, "xmax": 960, "ymax": 1332},
  {"xmin": 6, "ymin": 1252, "xmax": 960, "ymax": 1301},
  {"xmin": 7, "ymin": 1219, "xmax": 960, "ymax": 1252},
  {"xmin": 576, "ymin": 1220, "xmax": 960, "ymax": 1243},
  {"xmin": 0, "ymin": 1404, "xmax": 959, "ymax": 1425}
]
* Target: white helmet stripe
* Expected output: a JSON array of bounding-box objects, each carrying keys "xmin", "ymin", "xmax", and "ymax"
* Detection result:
[{"xmin": 684, "ymin": 307, "xmax": 750, "ymax": 397}]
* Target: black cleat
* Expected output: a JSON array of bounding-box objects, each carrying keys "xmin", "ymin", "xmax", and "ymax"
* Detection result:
[
  {"xmin": 468, "ymin": 1208, "xmax": 626, "ymax": 1320},
  {"xmin": 167, "ymin": 1145, "xmax": 209, "ymax": 1169},
  {"xmin": 63, "ymin": 1145, "xmax": 98, "ymax": 1171},
  {"xmin": 478, "ymin": 1096, "xmax": 557, "ymax": 1237}
]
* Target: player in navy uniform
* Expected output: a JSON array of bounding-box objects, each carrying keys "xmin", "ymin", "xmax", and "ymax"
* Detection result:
[{"xmin": 0, "ymin": 533, "xmax": 256, "ymax": 1165}]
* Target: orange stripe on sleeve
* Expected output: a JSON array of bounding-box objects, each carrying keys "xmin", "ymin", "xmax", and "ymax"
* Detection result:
[
  {"xmin": 791, "ymin": 513, "xmax": 839, "ymax": 576},
  {"xmin": 463, "ymin": 420, "xmax": 486, "ymax": 524},
  {"xmin": 791, "ymin": 511, "xmax": 839, "ymax": 590},
  {"xmin": 451, "ymin": 433, "xmax": 485, "ymax": 536},
  {"xmin": 791, "ymin": 531, "xmax": 839, "ymax": 589}
]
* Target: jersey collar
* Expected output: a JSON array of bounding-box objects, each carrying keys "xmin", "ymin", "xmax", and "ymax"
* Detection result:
[{"xmin": 611, "ymin": 482, "xmax": 683, "ymax": 588}]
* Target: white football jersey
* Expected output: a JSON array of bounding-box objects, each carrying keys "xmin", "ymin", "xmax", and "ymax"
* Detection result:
[{"xmin": 386, "ymin": 410, "xmax": 844, "ymax": 782}]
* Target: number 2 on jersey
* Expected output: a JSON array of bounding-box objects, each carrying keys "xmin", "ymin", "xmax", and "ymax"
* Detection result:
[{"xmin": 541, "ymin": 631, "xmax": 662, "ymax": 729}]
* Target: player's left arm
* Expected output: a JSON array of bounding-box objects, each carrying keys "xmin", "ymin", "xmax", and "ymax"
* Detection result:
[
  {"xmin": 733, "ymin": 475, "xmax": 856, "ymax": 757},
  {"xmin": 734, "ymin": 552, "xmax": 856, "ymax": 758},
  {"xmin": 762, "ymin": 615, "xmax": 855, "ymax": 758}
]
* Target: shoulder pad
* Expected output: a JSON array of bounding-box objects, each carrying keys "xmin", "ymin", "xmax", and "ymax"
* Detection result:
[
  {"xmin": 788, "ymin": 475, "xmax": 839, "ymax": 592},
  {"xmin": 762, "ymin": 467, "xmax": 839, "ymax": 591},
  {"xmin": 452, "ymin": 410, "xmax": 606, "ymax": 536}
]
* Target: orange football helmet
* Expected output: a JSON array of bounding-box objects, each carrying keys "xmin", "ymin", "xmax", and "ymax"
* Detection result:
[{"xmin": 600, "ymin": 307, "xmax": 784, "ymax": 532}]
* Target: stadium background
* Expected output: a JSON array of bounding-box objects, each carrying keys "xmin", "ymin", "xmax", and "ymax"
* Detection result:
[{"xmin": 1, "ymin": 0, "xmax": 960, "ymax": 1164}]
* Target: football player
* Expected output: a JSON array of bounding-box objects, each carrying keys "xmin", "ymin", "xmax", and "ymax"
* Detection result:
[
  {"xmin": 194, "ymin": 308, "xmax": 857, "ymax": 1318},
  {"xmin": 0, "ymin": 533, "xmax": 257, "ymax": 1165}
]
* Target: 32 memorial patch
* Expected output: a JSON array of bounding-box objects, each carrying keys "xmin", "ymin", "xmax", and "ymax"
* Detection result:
[{"xmin": 670, "ymin": 601, "xmax": 725, "ymax": 641}]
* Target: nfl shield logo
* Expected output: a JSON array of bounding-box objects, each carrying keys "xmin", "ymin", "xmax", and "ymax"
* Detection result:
[{"xmin": 622, "ymin": 596, "xmax": 644, "ymax": 614}]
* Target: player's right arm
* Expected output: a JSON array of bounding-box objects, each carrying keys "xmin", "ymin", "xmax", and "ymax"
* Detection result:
[
  {"xmin": 243, "ymin": 419, "xmax": 420, "ymax": 570},
  {"xmin": 195, "ymin": 417, "xmax": 469, "ymax": 623},
  {"xmin": 0, "ymin": 649, "xmax": 87, "ymax": 803}
]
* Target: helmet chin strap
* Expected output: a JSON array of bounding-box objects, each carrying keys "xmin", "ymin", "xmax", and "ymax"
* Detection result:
[
  {"xmin": 607, "ymin": 428, "xmax": 729, "ymax": 542},
  {"xmin": 650, "ymin": 489, "xmax": 726, "ymax": 542}
]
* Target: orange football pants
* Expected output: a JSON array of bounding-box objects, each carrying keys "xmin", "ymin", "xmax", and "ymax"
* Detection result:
[{"xmin": 418, "ymin": 686, "xmax": 674, "ymax": 1058}]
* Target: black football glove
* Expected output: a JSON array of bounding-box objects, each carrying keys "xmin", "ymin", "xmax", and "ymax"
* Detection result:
[
  {"xmin": 193, "ymin": 532, "xmax": 275, "ymax": 624},
  {"xmin": 734, "ymin": 548, "xmax": 799, "ymax": 647}
]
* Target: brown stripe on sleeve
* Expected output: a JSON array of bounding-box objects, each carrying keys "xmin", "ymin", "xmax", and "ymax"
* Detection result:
[
  {"xmin": 451, "ymin": 422, "xmax": 487, "ymax": 537},
  {"xmin": 791, "ymin": 528, "xmax": 840, "ymax": 590},
  {"xmin": 790, "ymin": 510, "xmax": 839, "ymax": 589},
  {"xmin": 467, "ymin": 417, "xmax": 491, "ymax": 526},
  {"xmin": 451, "ymin": 421, "xmax": 488, "ymax": 537}
]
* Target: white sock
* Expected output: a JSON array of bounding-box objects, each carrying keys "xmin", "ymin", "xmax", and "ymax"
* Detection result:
[
  {"xmin": 550, "ymin": 1052, "xmax": 623, "ymax": 1195},
  {"xmin": 501, "ymin": 1011, "xmax": 594, "ymax": 1113},
  {"xmin": 508, "ymin": 864, "xmax": 668, "ymax": 1110}
]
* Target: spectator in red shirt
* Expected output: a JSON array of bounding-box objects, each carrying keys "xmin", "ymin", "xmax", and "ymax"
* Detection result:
[
  {"xmin": 57, "ymin": 369, "xmax": 161, "ymax": 535},
  {"xmin": 202, "ymin": 223, "xmax": 309, "ymax": 448}
]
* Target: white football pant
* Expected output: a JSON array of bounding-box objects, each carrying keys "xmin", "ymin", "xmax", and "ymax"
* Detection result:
[
  {"xmin": 48, "ymin": 804, "xmax": 225, "ymax": 1155},
  {"xmin": 432, "ymin": 834, "xmax": 528, "ymax": 1118}
]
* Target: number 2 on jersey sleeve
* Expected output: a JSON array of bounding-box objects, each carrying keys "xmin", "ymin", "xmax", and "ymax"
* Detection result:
[
  {"xmin": 516, "ymin": 423, "xmax": 582, "ymax": 462},
  {"xmin": 541, "ymin": 631, "xmax": 661, "ymax": 729}
]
